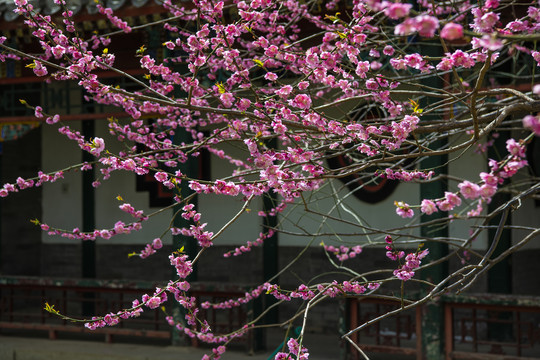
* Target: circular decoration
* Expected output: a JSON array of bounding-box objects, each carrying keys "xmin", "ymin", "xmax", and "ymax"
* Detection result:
[
  {"xmin": 326, "ymin": 104, "xmax": 401, "ymax": 204},
  {"xmin": 326, "ymin": 154, "xmax": 400, "ymax": 204}
]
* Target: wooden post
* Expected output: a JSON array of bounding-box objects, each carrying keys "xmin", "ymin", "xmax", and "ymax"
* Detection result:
[
  {"xmin": 171, "ymin": 128, "xmax": 199, "ymax": 346},
  {"xmin": 349, "ymin": 299, "xmax": 359, "ymax": 360},
  {"xmin": 81, "ymin": 119, "xmax": 96, "ymax": 316},
  {"xmin": 486, "ymin": 130, "xmax": 513, "ymax": 343},
  {"xmin": 416, "ymin": 306, "xmax": 422, "ymax": 360},
  {"xmin": 263, "ymin": 190, "xmax": 278, "ymax": 324},
  {"xmin": 419, "ymin": 43, "xmax": 448, "ymax": 358},
  {"xmin": 444, "ymin": 304, "xmax": 453, "ymax": 360}
]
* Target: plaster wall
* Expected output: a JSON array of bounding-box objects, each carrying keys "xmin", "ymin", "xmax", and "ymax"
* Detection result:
[
  {"xmin": 41, "ymin": 119, "xmax": 264, "ymax": 247},
  {"xmin": 36, "ymin": 82, "xmax": 537, "ymax": 253},
  {"xmin": 41, "ymin": 122, "xmax": 534, "ymax": 251}
]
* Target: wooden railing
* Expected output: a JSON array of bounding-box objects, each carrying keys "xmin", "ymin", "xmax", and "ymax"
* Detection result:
[
  {"xmin": 443, "ymin": 294, "xmax": 540, "ymax": 360},
  {"xmin": 0, "ymin": 276, "xmax": 254, "ymax": 349},
  {"xmin": 346, "ymin": 296, "xmax": 421, "ymax": 359},
  {"xmin": 346, "ymin": 294, "xmax": 540, "ymax": 360}
]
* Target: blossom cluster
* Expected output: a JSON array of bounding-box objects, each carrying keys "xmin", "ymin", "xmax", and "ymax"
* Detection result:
[
  {"xmin": 324, "ymin": 244, "xmax": 363, "ymax": 262},
  {"xmin": 202, "ymin": 280, "xmax": 381, "ymax": 312},
  {"xmin": 139, "ymin": 238, "xmax": 163, "ymax": 259},
  {"xmin": 266, "ymin": 281, "xmax": 380, "ymax": 301},
  {"xmin": 274, "ymin": 338, "xmax": 309, "ymax": 360},
  {"xmin": 395, "ymin": 138, "xmax": 529, "ymax": 219},
  {"xmin": 35, "ymin": 219, "xmax": 145, "ymax": 241},
  {"xmin": 223, "ymin": 230, "xmax": 275, "ymax": 257},
  {"xmin": 201, "ymin": 284, "xmax": 267, "ymax": 310},
  {"xmin": 169, "ymin": 253, "xmax": 193, "ymax": 279},
  {"xmin": 0, "ymin": 170, "xmax": 64, "ymax": 197},
  {"xmin": 524, "ymin": 115, "xmax": 540, "ymax": 135},
  {"xmin": 380, "ymin": 169, "xmax": 434, "ymax": 182},
  {"xmin": 392, "ymin": 250, "xmax": 430, "ymax": 281},
  {"xmin": 385, "ymin": 236, "xmax": 430, "ymax": 281}
]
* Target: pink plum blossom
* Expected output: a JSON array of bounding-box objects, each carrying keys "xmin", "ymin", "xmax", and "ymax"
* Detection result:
[
  {"xmin": 152, "ymin": 238, "xmax": 163, "ymax": 249},
  {"xmin": 523, "ymin": 115, "xmax": 540, "ymax": 135},
  {"xmin": 395, "ymin": 201, "xmax": 414, "ymax": 218},
  {"xmin": 291, "ymin": 94, "xmax": 312, "ymax": 109},
  {"xmin": 90, "ymin": 137, "xmax": 105, "ymax": 156},
  {"xmin": 383, "ymin": 45, "xmax": 395, "ymax": 56},
  {"xmin": 415, "ymin": 15, "xmax": 439, "ymax": 38},
  {"xmin": 382, "ymin": 2, "xmax": 412, "ymax": 20},
  {"xmin": 441, "ymin": 23, "xmax": 463, "ymax": 40},
  {"xmin": 395, "ymin": 18, "xmax": 417, "ymax": 36},
  {"xmin": 33, "ymin": 61, "xmax": 48, "ymax": 76},
  {"xmin": 154, "ymin": 172, "xmax": 168, "ymax": 183},
  {"xmin": 506, "ymin": 139, "xmax": 525, "ymax": 158},
  {"xmin": 421, "ymin": 199, "xmax": 438, "ymax": 215}
]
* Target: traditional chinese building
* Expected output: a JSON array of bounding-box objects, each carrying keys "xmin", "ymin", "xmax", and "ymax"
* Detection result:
[{"xmin": 1, "ymin": 1, "xmax": 540, "ymax": 359}]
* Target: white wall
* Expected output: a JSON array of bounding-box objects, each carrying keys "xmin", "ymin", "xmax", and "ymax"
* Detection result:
[
  {"xmin": 279, "ymin": 179, "xmax": 420, "ymax": 247},
  {"xmin": 41, "ymin": 117, "xmax": 537, "ymax": 251},
  {"xmin": 41, "ymin": 119, "xmax": 264, "ymax": 246},
  {"xmin": 448, "ymin": 134, "xmax": 489, "ymax": 250},
  {"xmin": 41, "ymin": 120, "xmax": 83, "ymax": 244},
  {"xmin": 198, "ymin": 141, "xmax": 264, "ymax": 245},
  {"xmin": 93, "ymin": 120, "xmax": 174, "ymax": 245},
  {"xmin": 41, "ymin": 117, "xmax": 175, "ymax": 245}
]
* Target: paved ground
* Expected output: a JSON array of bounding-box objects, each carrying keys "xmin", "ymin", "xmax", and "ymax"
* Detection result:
[
  {"xmin": 0, "ymin": 330, "xmax": 348, "ymax": 360},
  {"xmin": 0, "ymin": 335, "xmax": 262, "ymax": 360}
]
